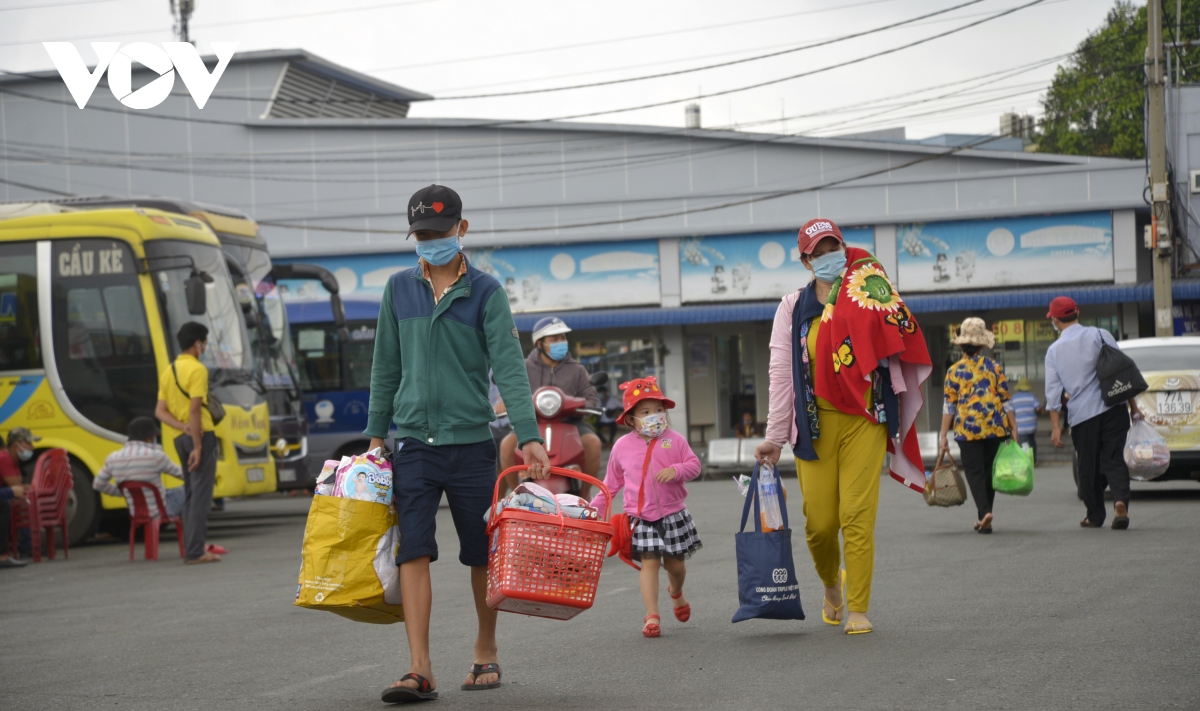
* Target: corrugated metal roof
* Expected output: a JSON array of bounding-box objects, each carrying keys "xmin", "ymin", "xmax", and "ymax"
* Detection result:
[
  {"xmin": 285, "ymin": 280, "xmax": 1200, "ymax": 330},
  {"xmin": 265, "ymin": 62, "xmax": 411, "ymax": 119}
]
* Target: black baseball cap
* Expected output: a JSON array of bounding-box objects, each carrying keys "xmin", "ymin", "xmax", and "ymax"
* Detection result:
[{"xmin": 407, "ymin": 184, "xmax": 462, "ymax": 237}]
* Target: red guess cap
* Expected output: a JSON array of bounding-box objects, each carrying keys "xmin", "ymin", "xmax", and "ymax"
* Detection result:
[
  {"xmin": 1046, "ymin": 296, "xmax": 1078, "ymax": 320},
  {"xmin": 797, "ymin": 218, "xmax": 844, "ymax": 255}
]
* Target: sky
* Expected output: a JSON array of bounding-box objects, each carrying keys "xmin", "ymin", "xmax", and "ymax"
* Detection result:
[{"xmin": 0, "ymin": 0, "xmax": 1128, "ymax": 139}]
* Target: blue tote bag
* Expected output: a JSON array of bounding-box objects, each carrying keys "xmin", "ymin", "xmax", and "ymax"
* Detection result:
[{"xmin": 731, "ymin": 464, "xmax": 805, "ymax": 623}]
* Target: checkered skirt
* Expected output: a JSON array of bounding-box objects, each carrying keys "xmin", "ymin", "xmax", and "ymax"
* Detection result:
[{"xmin": 631, "ymin": 508, "xmax": 702, "ymax": 560}]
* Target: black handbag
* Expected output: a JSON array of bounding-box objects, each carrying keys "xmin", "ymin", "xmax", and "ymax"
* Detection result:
[
  {"xmin": 1095, "ymin": 330, "xmax": 1147, "ymax": 407},
  {"xmin": 171, "ymin": 361, "xmax": 226, "ymax": 425}
]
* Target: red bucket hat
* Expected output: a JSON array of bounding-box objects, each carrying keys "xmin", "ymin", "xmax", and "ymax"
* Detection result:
[
  {"xmin": 618, "ymin": 376, "xmax": 675, "ymax": 424},
  {"xmin": 797, "ymin": 218, "xmax": 844, "ymax": 255}
]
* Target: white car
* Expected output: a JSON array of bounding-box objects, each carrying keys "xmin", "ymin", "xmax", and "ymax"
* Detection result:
[{"xmin": 1116, "ymin": 337, "xmax": 1200, "ymax": 482}]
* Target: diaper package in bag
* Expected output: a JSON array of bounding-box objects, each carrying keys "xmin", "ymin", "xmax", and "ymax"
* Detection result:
[
  {"xmin": 334, "ymin": 448, "xmax": 393, "ymax": 505},
  {"xmin": 1124, "ymin": 418, "xmax": 1171, "ymax": 481},
  {"xmin": 313, "ymin": 448, "xmax": 394, "ymax": 506}
]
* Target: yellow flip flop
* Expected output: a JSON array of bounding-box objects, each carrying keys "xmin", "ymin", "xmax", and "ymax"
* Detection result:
[
  {"xmin": 844, "ymin": 619, "xmax": 874, "ymax": 635},
  {"xmin": 821, "ymin": 569, "xmax": 847, "ymax": 625}
]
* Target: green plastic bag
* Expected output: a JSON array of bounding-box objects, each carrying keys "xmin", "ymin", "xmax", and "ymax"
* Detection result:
[{"xmin": 992, "ymin": 440, "xmax": 1034, "ymax": 496}]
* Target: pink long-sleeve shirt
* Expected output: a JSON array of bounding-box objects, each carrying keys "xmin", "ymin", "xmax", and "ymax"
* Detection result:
[
  {"xmin": 765, "ymin": 291, "xmax": 802, "ymax": 447},
  {"xmin": 590, "ymin": 428, "xmax": 701, "ymax": 521}
]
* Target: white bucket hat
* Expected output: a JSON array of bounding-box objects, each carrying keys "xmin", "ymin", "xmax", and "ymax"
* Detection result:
[{"xmin": 953, "ymin": 317, "xmax": 995, "ymax": 349}]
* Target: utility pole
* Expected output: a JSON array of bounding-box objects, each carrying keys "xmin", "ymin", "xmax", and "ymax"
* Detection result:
[
  {"xmin": 169, "ymin": 0, "xmax": 195, "ymax": 44},
  {"xmin": 1147, "ymin": 0, "xmax": 1174, "ymax": 337}
]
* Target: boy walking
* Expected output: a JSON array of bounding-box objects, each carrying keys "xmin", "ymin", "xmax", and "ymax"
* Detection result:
[
  {"xmin": 92, "ymin": 417, "xmax": 186, "ymax": 520},
  {"xmin": 367, "ymin": 184, "xmax": 550, "ymax": 703},
  {"xmin": 155, "ymin": 322, "xmax": 224, "ymax": 564}
]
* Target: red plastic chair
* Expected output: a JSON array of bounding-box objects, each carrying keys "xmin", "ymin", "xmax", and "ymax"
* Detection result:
[
  {"xmin": 21, "ymin": 449, "xmax": 72, "ymax": 562},
  {"xmin": 118, "ymin": 481, "xmax": 184, "ymax": 562}
]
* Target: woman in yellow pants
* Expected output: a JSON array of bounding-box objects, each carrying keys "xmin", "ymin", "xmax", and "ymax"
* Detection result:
[{"xmin": 758, "ymin": 218, "xmax": 931, "ymax": 635}]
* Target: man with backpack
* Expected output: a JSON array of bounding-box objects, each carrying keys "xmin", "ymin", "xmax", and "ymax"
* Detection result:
[
  {"xmin": 155, "ymin": 322, "xmax": 224, "ymax": 564},
  {"xmin": 1044, "ymin": 296, "xmax": 1132, "ymax": 530}
]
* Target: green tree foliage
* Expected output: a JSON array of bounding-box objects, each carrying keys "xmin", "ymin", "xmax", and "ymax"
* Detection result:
[{"xmin": 1038, "ymin": 1, "xmax": 1200, "ymax": 158}]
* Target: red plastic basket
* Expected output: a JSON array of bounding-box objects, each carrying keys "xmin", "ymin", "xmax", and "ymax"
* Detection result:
[{"xmin": 485, "ymin": 466, "xmax": 614, "ymax": 620}]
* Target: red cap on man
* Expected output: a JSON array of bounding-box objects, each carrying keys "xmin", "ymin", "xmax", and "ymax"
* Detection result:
[
  {"xmin": 797, "ymin": 218, "xmax": 844, "ymax": 255},
  {"xmin": 1047, "ymin": 296, "xmax": 1079, "ymax": 320}
]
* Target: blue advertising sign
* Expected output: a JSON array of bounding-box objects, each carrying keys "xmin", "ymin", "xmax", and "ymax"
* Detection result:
[
  {"xmin": 896, "ymin": 211, "xmax": 1113, "ymax": 293},
  {"xmin": 278, "ymin": 239, "xmax": 660, "ymax": 313},
  {"xmin": 467, "ymin": 241, "xmax": 659, "ymax": 312},
  {"xmin": 679, "ymin": 228, "xmax": 875, "ymax": 303}
]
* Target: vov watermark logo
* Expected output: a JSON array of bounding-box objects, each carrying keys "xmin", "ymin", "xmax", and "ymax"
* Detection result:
[{"xmin": 42, "ymin": 41, "xmax": 238, "ymax": 110}]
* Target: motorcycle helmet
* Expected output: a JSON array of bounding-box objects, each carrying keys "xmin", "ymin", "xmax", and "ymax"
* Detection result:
[{"xmin": 531, "ymin": 316, "xmax": 572, "ymax": 344}]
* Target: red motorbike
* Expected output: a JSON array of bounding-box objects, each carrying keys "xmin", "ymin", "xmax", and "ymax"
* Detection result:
[{"xmin": 512, "ymin": 373, "xmax": 607, "ymax": 495}]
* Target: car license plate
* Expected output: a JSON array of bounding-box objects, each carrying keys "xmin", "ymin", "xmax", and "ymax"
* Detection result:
[
  {"xmin": 1156, "ymin": 391, "xmax": 1193, "ymax": 416},
  {"xmin": 278, "ymin": 467, "xmax": 296, "ymax": 482},
  {"xmin": 246, "ymin": 467, "xmax": 265, "ymax": 483}
]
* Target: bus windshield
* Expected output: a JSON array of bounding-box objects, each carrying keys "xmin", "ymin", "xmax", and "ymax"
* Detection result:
[
  {"xmin": 221, "ymin": 240, "xmax": 298, "ymax": 390},
  {"xmin": 145, "ymin": 239, "xmax": 253, "ymax": 378}
]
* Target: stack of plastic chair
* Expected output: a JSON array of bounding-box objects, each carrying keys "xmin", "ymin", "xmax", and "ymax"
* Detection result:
[
  {"xmin": 25, "ymin": 449, "xmax": 72, "ymax": 562},
  {"xmin": 118, "ymin": 481, "xmax": 184, "ymax": 562}
]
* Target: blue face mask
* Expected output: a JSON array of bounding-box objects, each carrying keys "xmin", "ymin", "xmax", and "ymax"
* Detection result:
[
  {"xmin": 810, "ymin": 249, "xmax": 846, "ymax": 283},
  {"xmin": 546, "ymin": 341, "xmax": 569, "ymax": 361},
  {"xmin": 415, "ymin": 232, "xmax": 461, "ymax": 266},
  {"xmin": 18, "ymin": 447, "xmax": 33, "ymax": 462}
]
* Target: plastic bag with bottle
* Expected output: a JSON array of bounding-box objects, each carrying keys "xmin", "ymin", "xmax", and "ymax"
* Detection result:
[
  {"xmin": 1124, "ymin": 418, "xmax": 1171, "ymax": 481},
  {"xmin": 757, "ymin": 463, "xmax": 785, "ymax": 532}
]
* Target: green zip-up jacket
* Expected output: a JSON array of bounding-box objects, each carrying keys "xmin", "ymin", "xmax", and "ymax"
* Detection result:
[{"xmin": 363, "ymin": 258, "xmax": 542, "ymax": 447}]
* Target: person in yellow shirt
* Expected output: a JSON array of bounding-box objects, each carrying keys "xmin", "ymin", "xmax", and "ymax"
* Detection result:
[{"xmin": 155, "ymin": 322, "xmax": 222, "ymax": 564}]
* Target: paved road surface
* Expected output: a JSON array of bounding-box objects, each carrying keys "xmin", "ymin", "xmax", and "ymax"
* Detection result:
[{"xmin": 3, "ymin": 466, "xmax": 1198, "ymax": 710}]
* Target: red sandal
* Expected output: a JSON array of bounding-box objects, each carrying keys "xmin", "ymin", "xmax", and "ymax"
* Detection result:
[
  {"xmin": 667, "ymin": 586, "xmax": 691, "ymax": 623},
  {"xmin": 642, "ymin": 614, "xmax": 661, "ymax": 638}
]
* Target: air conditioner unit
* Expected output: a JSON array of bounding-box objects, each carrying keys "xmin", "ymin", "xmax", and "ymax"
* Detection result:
[{"xmin": 1191, "ymin": 169, "xmax": 1200, "ymax": 193}]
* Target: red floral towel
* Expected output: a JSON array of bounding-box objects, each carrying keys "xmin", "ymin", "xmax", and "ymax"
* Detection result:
[{"xmin": 812, "ymin": 247, "xmax": 933, "ymax": 493}]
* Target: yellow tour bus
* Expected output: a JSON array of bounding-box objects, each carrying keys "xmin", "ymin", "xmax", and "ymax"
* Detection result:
[{"xmin": 0, "ymin": 203, "xmax": 275, "ymax": 544}]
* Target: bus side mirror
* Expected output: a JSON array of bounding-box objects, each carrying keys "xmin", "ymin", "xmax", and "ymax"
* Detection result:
[
  {"xmin": 330, "ymin": 293, "xmax": 346, "ymax": 329},
  {"xmin": 185, "ymin": 272, "xmax": 211, "ymax": 315}
]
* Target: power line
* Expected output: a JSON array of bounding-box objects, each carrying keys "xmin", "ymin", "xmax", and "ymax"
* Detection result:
[
  {"xmin": 435, "ymin": 0, "xmax": 990, "ymax": 100},
  {"xmin": 0, "ymin": 26, "xmax": 1128, "ymax": 193},
  {"xmin": 0, "ymin": 175, "xmax": 73, "ymax": 195},
  {"xmin": 0, "ymin": 0, "xmax": 440, "ymax": 49},
  {"xmin": 0, "ymin": 0, "xmax": 118, "ymax": 11},
  {"xmin": 364, "ymin": 0, "xmax": 910, "ymax": 74},
  {"xmin": 4, "ymin": 82, "xmax": 1139, "ymax": 228},
  {"xmin": 464, "ymin": 0, "xmax": 1053, "ymax": 128},
  {"xmin": 3, "ymin": 0, "xmax": 1050, "ymax": 135},
  {"xmin": 249, "ymin": 82, "xmax": 1152, "ymax": 234},
  {"xmin": 253, "ymin": 132, "xmax": 1018, "ymax": 236}
]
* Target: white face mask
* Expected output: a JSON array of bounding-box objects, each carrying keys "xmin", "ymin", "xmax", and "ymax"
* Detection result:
[{"xmin": 634, "ymin": 412, "xmax": 668, "ymax": 438}]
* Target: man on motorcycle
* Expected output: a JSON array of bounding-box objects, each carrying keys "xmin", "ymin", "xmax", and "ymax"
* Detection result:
[{"xmin": 499, "ymin": 317, "xmax": 601, "ymax": 493}]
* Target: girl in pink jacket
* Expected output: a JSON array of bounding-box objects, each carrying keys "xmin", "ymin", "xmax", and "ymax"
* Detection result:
[{"xmin": 591, "ymin": 377, "xmax": 702, "ymax": 638}]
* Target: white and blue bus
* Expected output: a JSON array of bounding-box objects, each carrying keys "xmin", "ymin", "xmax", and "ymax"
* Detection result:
[{"xmin": 286, "ymin": 297, "xmax": 390, "ymax": 469}]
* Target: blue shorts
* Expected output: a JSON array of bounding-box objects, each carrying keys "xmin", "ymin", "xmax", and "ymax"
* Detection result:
[{"xmin": 392, "ymin": 437, "xmax": 497, "ymax": 568}]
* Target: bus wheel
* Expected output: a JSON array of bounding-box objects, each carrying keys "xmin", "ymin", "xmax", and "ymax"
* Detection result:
[{"xmin": 66, "ymin": 459, "xmax": 100, "ymax": 546}]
